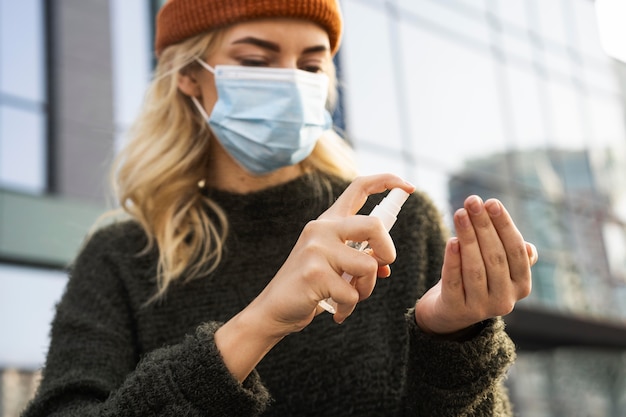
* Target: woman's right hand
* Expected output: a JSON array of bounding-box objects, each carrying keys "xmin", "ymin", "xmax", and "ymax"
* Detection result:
[{"xmin": 214, "ymin": 173, "xmax": 415, "ymax": 381}]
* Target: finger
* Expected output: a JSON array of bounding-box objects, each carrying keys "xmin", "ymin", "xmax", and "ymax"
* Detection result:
[
  {"xmin": 325, "ymin": 266, "xmax": 377, "ymax": 324},
  {"xmin": 485, "ymin": 199, "xmax": 532, "ymax": 282},
  {"xmin": 352, "ymin": 267, "xmax": 379, "ymax": 301},
  {"xmin": 454, "ymin": 207, "xmax": 489, "ymax": 300},
  {"xmin": 321, "ymin": 174, "xmax": 415, "ymax": 219},
  {"xmin": 378, "ymin": 264, "xmax": 391, "ymax": 278},
  {"xmin": 332, "ymin": 243, "xmax": 381, "ymax": 282},
  {"xmin": 464, "ymin": 196, "xmax": 511, "ymax": 297},
  {"xmin": 315, "ymin": 304, "xmax": 327, "ymax": 316},
  {"xmin": 523, "ymin": 241, "xmax": 537, "ymax": 299},
  {"xmin": 526, "ymin": 241, "xmax": 538, "ymax": 265},
  {"xmin": 328, "ymin": 249, "xmax": 379, "ymax": 320},
  {"xmin": 440, "ymin": 237, "xmax": 466, "ymax": 306},
  {"xmin": 325, "ymin": 275, "xmax": 360, "ymax": 324},
  {"xmin": 334, "ymin": 299, "xmax": 358, "ymax": 324},
  {"xmin": 329, "ymin": 215, "xmax": 397, "ymax": 266}
]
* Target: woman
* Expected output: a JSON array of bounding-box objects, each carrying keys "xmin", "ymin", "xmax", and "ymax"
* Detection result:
[{"xmin": 23, "ymin": 0, "xmax": 536, "ymax": 415}]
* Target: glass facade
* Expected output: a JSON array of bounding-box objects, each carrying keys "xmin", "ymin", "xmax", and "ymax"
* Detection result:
[
  {"xmin": 1, "ymin": 2, "xmax": 148, "ymax": 416},
  {"xmin": 110, "ymin": 0, "xmax": 152, "ymax": 151},
  {"xmin": 1, "ymin": 1, "xmax": 626, "ymax": 416},
  {"xmin": 0, "ymin": 266, "xmax": 66, "ymax": 417},
  {"xmin": 0, "ymin": 0, "xmax": 47, "ymax": 193},
  {"xmin": 341, "ymin": 0, "xmax": 626, "ymax": 320},
  {"xmin": 508, "ymin": 350, "xmax": 626, "ymax": 416},
  {"xmin": 340, "ymin": 0, "xmax": 626, "ymax": 414},
  {"xmin": 0, "ymin": 1, "xmax": 52, "ymax": 415}
]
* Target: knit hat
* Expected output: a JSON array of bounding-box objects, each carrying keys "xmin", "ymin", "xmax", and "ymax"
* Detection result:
[{"xmin": 154, "ymin": 0, "xmax": 343, "ymax": 57}]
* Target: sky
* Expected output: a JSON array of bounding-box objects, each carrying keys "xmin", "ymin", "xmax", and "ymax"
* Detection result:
[{"xmin": 596, "ymin": 0, "xmax": 626, "ymax": 64}]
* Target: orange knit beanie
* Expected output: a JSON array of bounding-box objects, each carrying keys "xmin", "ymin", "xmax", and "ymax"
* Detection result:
[{"xmin": 154, "ymin": 0, "xmax": 343, "ymax": 57}]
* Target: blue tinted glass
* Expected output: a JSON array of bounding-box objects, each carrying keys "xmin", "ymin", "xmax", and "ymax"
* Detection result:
[
  {"xmin": 0, "ymin": 0, "xmax": 47, "ymax": 193},
  {"xmin": 0, "ymin": 0, "xmax": 45, "ymax": 102},
  {"xmin": 0, "ymin": 105, "xmax": 46, "ymax": 193},
  {"xmin": 0, "ymin": 265, "xmax": 67, "ymax": 369}
]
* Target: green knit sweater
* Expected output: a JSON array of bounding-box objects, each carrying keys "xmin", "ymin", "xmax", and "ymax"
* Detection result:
[{"xmin": 23, "ymin": 173, "xmax": 515, "ymax": 416}]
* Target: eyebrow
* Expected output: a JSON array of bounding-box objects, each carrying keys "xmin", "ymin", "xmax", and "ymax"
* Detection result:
[
  {"xmin": 231, "ymin": 36, "xmax": 329, "ymax": 54},
  {"xmin": 302, "ymin": 45, "xmax": 329, "ymax": 54},
  {"xmin": 232, "ymin": 37, "xmax": 281, "ymax": 52}
]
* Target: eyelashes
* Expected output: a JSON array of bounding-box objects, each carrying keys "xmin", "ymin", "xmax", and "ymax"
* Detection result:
[
  {"xmin": 237, "ymin": 57, "xmax": 324, "ymax": 73},
  {"xmin": 300, "ymin": 65, "xmax": 323, "ymax": 73},
  {"xmin": 239, "ymin": 58, "xmax": 268, "ymax": 67}
]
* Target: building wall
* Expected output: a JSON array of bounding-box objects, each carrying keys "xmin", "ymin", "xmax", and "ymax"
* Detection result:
[
  {"xmin": 339, "ymin": 0, "xmax": 626, "ymax": 318},
  {"xmin": 338, "ymin": 1, "xmax": 626, "ymax": 414},
  {"xmin": 0, "ymin": 1, "xmax": 148, "ymax": 415},
  {"xmin": 1, "ymin": 1, "xmax": 625, "ymax": 416},
  {"xmin": 50, "ymin": 0, "xmax": 115, "ymax": 202}
]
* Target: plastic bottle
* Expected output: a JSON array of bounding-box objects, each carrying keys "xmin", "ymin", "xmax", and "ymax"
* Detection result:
[{"xmin": 318, "ymin": 188, "xmax": 410, "ymax": 314}]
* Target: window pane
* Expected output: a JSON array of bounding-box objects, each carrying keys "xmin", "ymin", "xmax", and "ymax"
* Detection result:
[
  {"xmin": 341, "ymin": 0, "xmax": 626, "ymax": 324},
  {"xmin": 396, "ymin": 0, "xmax": 490, "ymax": 45},
  {"xmin": 547, "ymin": 82, "xmax": 586, "ymax": 150},
  {"xmin": 506, "ymin": 66, "xmax": 546, "ymax": 149},
  {"xmin": 0, "ymin": 266, "xmax": 67, "ymax": 369},
  {"xmin": 534, "ymin": 0, "xmax": 568, "ymax": 47},
  {"xmin": 508, "ymin": 350, "xmax": 626, "ymax": 415},
  {"xmin": 0, "ymin": 106, "xmax": 46, "ymax": 193},
  {"xmin": 400, "ymin": 23, "xmax": 506, "ymax": 177},
  {"xmin": 0, "ymin": 0, "xmax": 47, "ymax": 193},
  {"xmin": 492, "ymin": 0, "xmax": 531, "ymax": 31},
  {"xmin": 341, "ymin": 1, "xmax": 404, "ymax": 151},
  {"xmin": 574, "ymin": 0, "xmax": 607, "ymax": 61},
  {"xmin": 110, "ymin": 0, "xmax": 151, "ymax": 151},
  {"xmin": 0, "ymin": 0, "xmax": 45, "ymax": 102}
]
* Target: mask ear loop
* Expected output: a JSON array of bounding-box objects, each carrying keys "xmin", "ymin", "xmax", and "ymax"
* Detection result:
[
  {"xmin": 191, "ymin": 58, "xmax": 217, "ymax": 191},
  {"xmin": 190, "ymin": 96, "xmax": 211, "ymax": 120},
  {"xmin": 195, "ymin": 58, "xmax": 216, "ymax": 74},
  {"xmin": 190, "ymin": 58, "xmax": 216, "ymax": 120}
]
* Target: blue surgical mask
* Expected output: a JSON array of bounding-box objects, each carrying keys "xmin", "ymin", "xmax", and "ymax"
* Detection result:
[{"xmin": 191, "ymin": 60, "xmax": 333, "ymax": 175}]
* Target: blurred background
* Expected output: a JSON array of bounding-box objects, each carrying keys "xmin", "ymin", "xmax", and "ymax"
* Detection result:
[{"xmin": 1, "ymin": 0, "xmax": 626, "ymax": 415}]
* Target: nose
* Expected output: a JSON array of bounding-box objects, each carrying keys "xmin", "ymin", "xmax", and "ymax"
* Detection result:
[{"xmin": 276, "ymin": 57, "xmax": 299, "ymax": 70}]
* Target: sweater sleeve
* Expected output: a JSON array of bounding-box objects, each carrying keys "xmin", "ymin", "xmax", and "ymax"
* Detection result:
[
  {"xmin": 21, "ymin": 225, "xmax": 271, "ymax": 417},
  {"xmin": 403, "ymin": 313, "xmax": 515, "ymax": 416},
  {"xmin": 396, "ymin": 192, "xmax": 516, "ymax": 416}
]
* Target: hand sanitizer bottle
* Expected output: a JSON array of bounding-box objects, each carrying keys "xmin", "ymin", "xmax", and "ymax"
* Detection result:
[{"xmin": 318, "ymin": 188, "xmax": 410, "ymax": 314}]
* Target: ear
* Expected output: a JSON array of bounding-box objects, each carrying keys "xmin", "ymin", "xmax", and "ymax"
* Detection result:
[{"xmin": 177, "ymin": 70, "xmax": 201, "ymax": 98}]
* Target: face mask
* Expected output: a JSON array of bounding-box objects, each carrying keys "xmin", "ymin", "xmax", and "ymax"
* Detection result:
[{"xmin": 191, "ymin": 60, "xmax": 333, "ymax": 175}]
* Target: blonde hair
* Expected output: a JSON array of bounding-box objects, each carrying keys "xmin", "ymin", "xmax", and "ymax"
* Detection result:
[{"xmin": 110, "ymin": 30, "xmax": 358, "ymax": 299}]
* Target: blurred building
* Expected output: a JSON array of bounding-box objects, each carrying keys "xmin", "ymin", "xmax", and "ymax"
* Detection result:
[
  {"xmin": 449, "ymin": 148, "xmax": 626, "ymax": 319},
  {"xmin": 1, "ymin": 0, "xmax": 626, "ymax": 416}
]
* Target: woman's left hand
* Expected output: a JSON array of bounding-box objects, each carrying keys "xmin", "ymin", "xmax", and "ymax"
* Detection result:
[{"xmin": 414, "ymin": 195, "xmax": 537, "ymax": 336}]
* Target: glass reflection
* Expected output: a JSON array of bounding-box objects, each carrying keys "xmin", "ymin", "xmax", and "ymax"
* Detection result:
[
  {"xmin": 342, "ymin": 0, "xmax": 626, "ymax": 414},
  {"xmin": 0, "ymin": 0, "xmax": 47, "ymax": 193}
]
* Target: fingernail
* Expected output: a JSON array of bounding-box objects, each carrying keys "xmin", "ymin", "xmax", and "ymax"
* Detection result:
[
  {"xmin": 449, "ymin": 237, "xmax": 460, "ymax": 254},
  {"xmin": 467, "ymin": 196, "xmax": 483, "ymax": 215},
  {"xmin": 456, "ymin": 209, "xmax": 471, "ymax": 228},
  {"xmin": 486, "ymin": 200, "xmax": 502, "ymax": 216},
  {"xmin": 381, "ymin": 266, "xmax": 391, "ymax": 278},
  {"xmin": 526, "ymin": 242, "xmax": 538, "ymax": 263}
]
